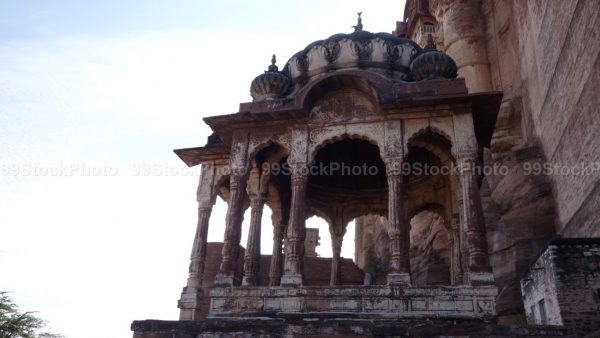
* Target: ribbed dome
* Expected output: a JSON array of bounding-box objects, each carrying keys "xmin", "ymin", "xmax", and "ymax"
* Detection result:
[
  {"xmin": 282, "ymin": 31, "xmax": 423, "ymax": 85},
  {"xmin": 250, "ymin": 55, "xmax": 291, "ymax": 101},
  {"xmin": 408, "ymin": 35, "xmax": 458, "ymax": 81}
]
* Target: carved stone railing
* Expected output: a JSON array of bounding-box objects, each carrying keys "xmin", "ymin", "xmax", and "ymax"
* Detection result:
[{"xmin": 208, "ymin": 285, "xmax": 497, "ymax": 319}]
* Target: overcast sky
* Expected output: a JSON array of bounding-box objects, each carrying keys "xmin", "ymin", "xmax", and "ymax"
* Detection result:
[{"xmin": 0, "ymin": 1, "xmax": 406, "ymax": 337}]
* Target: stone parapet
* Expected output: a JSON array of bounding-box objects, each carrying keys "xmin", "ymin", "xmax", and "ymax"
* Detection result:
[{"xmin": 208, "ymin": 285, "xmax": 498, "ymax": 319}]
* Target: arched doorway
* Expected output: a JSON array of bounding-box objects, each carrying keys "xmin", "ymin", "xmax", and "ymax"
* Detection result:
[{"xmin": 306, "ymin": 137, "xmax": 387, "ymax": 285}]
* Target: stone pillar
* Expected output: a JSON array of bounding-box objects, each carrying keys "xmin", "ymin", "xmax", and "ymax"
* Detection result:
[
  {"xmin": 456, "ymin": 152, "xmax": 494, "ymax": 285},
  {"xmin": 178, "ymin": 162, "xmax": 217, "ymax": 320},
  {"xmin": 242, "ymin": 196, "xmax": 265, "ymax": 286},
  {"xmin": 280, "ymin": 164, "xmax": 308, "ymax": 286},
  {"xmin": 442, "ymin": 0, "xmax": 492, "ymax": 93},
  {"xmin": 449, "ymin": 213, "xmax": 464, "ymax": 285},
  {"xmin": 214, "ymin": 173, "xmax": 247, "ymax": 286},
  {"xmin": 178, "ymin": 205, "xmax": 212, "ymax": 320},
  {"xmin": 269, "ymin": 217, "xmax": 285, "ymax": 286},
  {"xmin": 330, "ymin": 232, "xmax": 344, "ymax": 286},
  {"xmin": 386, "ymin": 160, "xmax": 411, "ymax": 286}
]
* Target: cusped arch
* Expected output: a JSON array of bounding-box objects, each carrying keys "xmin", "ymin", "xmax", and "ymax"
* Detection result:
[
  {"xmin": 308, "ymin": 132, "xmax": 385, "ymax": 166},
  {"xmin": 405, "ymin": 127, "xmax": 454, "ymax": 164},
  {"xmin": 246, "ymin": 140, "xmax": 290, "ymax": 169},
  {"xmin": 406, "ymin": 126, "xmax": 453, "ymax": 148}
]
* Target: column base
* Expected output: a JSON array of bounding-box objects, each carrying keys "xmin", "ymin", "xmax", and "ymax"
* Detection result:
[
  {"xmin": 280, "ymin": 273, "xmax": 303, "ymax": 287},
  {"xmin": 468, "ymin": 271, "xmax": 495, "ymax": 286},
  {"xmin": 178, "ymin": 287, "xmax": 204, "ymax": 320},
  {"xmin": 213, "ymin": 273, "xmax": 238, "ymax": 287},
  {"xmin": 241, "ymin": 275, "xmax": 257, "ymax": 286},
  {"xmin": 387, "ymin": 272, "xmax": 412, "ymax": 286}
]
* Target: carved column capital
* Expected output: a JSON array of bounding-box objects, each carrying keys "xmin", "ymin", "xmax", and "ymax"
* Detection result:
[
  {"xmin": 289, "ymin": 162, "xmax": 309, "ymax": 185},
  {"xmin": 197, "ymin": 205, "xmax": 213, "ymax": 214},
  {"xmin": 454, "ymin": 151, "xmax": 478, "ymax": 174},
  {"xmin": 229, "ymin": 173, "xmax": 246, "ymax": 189},
  {"xmin": 249, "ymin": 195, "xmax": 266, "ymax": 210},
  {"xmin": 384, "ymin": 157, "xmax": 403, "ymax": 177}
]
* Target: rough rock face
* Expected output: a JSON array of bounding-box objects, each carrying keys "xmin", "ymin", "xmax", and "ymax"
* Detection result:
[
  {"xmin": 355, "ymin": 215, "xmax": 390, "ymax": 284},
  {"xmin": 406, "ymin": 0, "xmax": 600, "ymax": 323},
  {"xmin": 409, "ymin": 211, "xmax": 451, "ymax": 286}
]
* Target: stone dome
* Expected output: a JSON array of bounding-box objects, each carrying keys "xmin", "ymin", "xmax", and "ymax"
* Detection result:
[
  {"xmin": 250, "ymin": 55, "xmax": 291, "ymax": 101},
  {"xmin": 408, "ymin": 35, "xmax": 458, "ymax": 81},
  {"xmin": 281, "ymin": 30, "xmax": 423, "ymax": 85}
]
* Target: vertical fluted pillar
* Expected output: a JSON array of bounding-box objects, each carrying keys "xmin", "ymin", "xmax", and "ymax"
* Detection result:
[
  {"xmin": 449, "ymin": 213, "xmax": 464, "ymax": 285},
  {"xmin": 386, "ymin": 160, "xmax": 411, "ymax": 286},
  {"xmin": 242, "ymin": 196, "xmax": 266, "ymax": 286},
  {"xmin": 178, "ymin": 162, "xmax": 216, "ymax": 320},
  {"xmin": 189, "ymin": 205, "xmax": 213, "ymax": 286},
  {"xmin": 214, "ymin": 174, "xmax": 247, "ymax": 286},
  {"xmin": 178, "ymin": 204, "xmax": 213, "ymax": 320},
  {"xmin": 456, "ymin": 152, "xmax": 494, "ymax": 285},
  {"xmin": 280, "ymin": 164, "xmax": 308, "ymax": 286},
  {"xmin": 330, "ymin": 233, "xmax": 343, "ymax": 286},
  {"xmin": 269, "ymin": 219, "xmax": 285, "ymax": 286}
]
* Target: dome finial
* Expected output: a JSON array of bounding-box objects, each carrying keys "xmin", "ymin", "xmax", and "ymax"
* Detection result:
[
  {"xmin": 424, "ymin": 34, "xmax": 437, "ymax": 51},
  {"xmin": 352, "ymin": 11, "xmax": 363, "ymax": 32},
  {"xmin": 268, "ymin": 54, "xmax": 278, "ymax": 72}
]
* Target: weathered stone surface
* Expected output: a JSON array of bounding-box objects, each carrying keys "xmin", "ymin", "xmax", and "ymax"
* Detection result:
[
  {"xmin": 522, "ymin": 238, "xmax": 600, "ymax": 336},
  {"xmin": 132, "ymin": 318, "xmax": 572, "ymax": 338},
  {"xmin": 409, "ymin": 211, "xmax": 451, "ymax": 286},
  {"xmin": 207, "ymin": 285, "xmax": 498, "ymax": 320}
]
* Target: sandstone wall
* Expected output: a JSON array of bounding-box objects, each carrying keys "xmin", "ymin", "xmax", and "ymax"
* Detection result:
[
  {"xmin": 415, "ymin": 0, "xmax": 600, "ymax": 322},
  {"xmin": 522, "ymin": 238, "xmax": 600, "ymax": 335},
  {"xmin": 479, "ymin": 0, "xmax": 600, "ymax": 236}
]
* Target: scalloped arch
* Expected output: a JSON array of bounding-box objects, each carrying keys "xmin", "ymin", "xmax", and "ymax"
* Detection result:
[
  {"xmin": 246, "ymin": 140, "xmax": 290, "ymax": 168},
  {"xmin": 405, "ymin": 126, "xmax": 454, "ymax": 163},
  {"xmin": 308, "ymin": 132, "xmax": 385, "ymax": 166},
  {"xmin": 406, "ymin": 126, "xmax": 453, "ymax": 146}
]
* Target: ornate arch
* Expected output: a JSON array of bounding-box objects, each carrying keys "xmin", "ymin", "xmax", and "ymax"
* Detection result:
[
  {"xmin": 246, "ymin": 139, "xmax": 290, "ymax": 169},
  {"xmin": 308, "ymin": 132, "xmax": 385, "ymax": 166},
  {"xmin": 405, "ymin": 126, "xmax": 454, "ymax": 164}
]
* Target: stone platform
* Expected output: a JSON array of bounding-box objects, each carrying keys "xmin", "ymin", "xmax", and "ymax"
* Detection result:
[
  {"xmin": 208, "ymin": 285, "xmax": 498, "ymax": 320},
  {"xmin": 131, "ymin": 318, "xmax": 572, "ymax": 337},
  {"xmin": 133, "ymin": 286, "xmax": 576, "ymax": 337}
]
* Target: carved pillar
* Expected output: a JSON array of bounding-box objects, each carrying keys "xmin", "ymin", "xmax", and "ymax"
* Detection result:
[
  {"xmin": 456, "ymin": 152, "xmax": 494, "ymax": 285},
  {"xmin": 449, "ymin": 213, "xmax": 464, "ymax": 285},
  {"xmin": 386, "ymin": 160, "xmax": 411, "ymax": 286},
  {"xmin": 242, "ymin": 196, "xmax": 265, "ymax": 286},
  {"xmin": 269, "ymin": 218, "xmax": 285, "ymax": 286},
  {"xmin": 280, "ymin": 164, "xmax": 308, "ymax": 286},
  {"xmin": 330, "ymin": 232, "xmax": 344, "ymax": 286},
  {"xmin": 214, "ymin": 173, "xmax": 247, "ymax": 286},
  {"xmin": 178, "ymin": 162, "xmax": 217, "ymax": 320}
]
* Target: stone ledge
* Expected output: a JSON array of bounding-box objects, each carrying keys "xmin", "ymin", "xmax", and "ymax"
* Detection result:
[
  {"xmin": 208, "ymin": 285, "xmax": 498, "ymax": 320},
  {"xmin": 131, "ymin": 318, "xmax": 573, "ymax": 338}
]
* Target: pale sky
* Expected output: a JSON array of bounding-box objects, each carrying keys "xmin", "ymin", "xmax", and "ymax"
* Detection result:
[{"xmin": 0, "ymin": 1, "xmax": 405, "ymax": 337}]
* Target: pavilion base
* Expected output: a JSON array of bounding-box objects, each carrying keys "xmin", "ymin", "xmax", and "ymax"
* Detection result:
[
  {"xmin": 131, "ymin": 318, "xmax": 572, "ymax": 338},
  {"xmin": 208, "ymin": 285, "xmax": 497, "ymax": 319}
]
